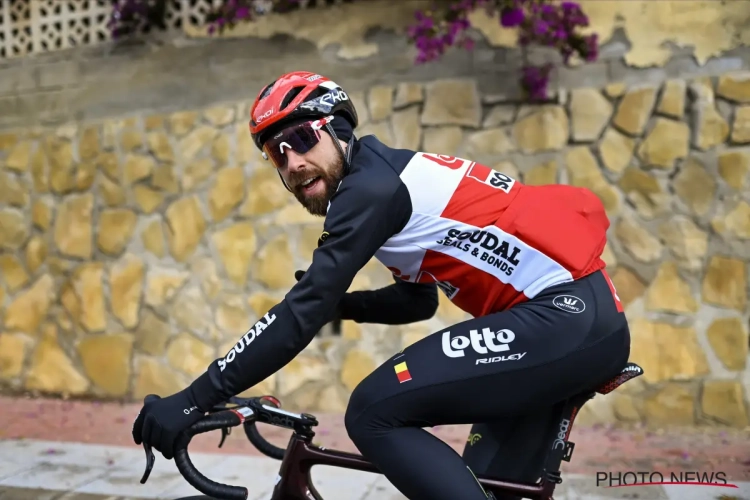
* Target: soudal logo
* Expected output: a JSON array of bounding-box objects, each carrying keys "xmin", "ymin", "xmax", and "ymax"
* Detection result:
[
  {"xmin": 435, "ymin": 228, "xmax": 521, "ymax": 277},
  {"xmin": 307, "ymin": 74, "xmax": 323, "ymax": 82},
  {"xmin": 466, "ymin": 165, "xmax": 516, "ymax": 193},
  {"xmin": 552, "ymin": 295, "xmax": 585, "ymax": 313},
  {"xmin": 218, "ymin": 312, "xmax": 277, "ymax": 372}
]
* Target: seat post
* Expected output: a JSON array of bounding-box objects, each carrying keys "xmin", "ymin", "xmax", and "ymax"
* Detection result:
[{"xmin": 539, "ymin": 391, "xmax": 595, "ymax": 484}]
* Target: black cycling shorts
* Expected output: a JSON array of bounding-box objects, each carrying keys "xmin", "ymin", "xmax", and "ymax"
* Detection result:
[{"xmin": 344, "ymin": 269, "xmax": 630, "ymax": 500}]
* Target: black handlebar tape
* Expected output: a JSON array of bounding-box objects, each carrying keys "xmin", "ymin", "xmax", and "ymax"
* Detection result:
[
  {"xmin": 243, "ymin": 422, "xmax": 287, "ymax": 460},
  {"xmin": 173, "ymin": 412, "xmax": 249, "ymax": 500}
]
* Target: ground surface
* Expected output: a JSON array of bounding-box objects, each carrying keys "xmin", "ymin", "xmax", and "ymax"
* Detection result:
[{"xmin": 0, "ymin": 396, "xmax": 748, "ymax": 499}]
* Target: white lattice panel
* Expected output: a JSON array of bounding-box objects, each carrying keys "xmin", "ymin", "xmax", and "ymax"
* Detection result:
[
  {"xmin": 32, "ymin": 0, "xmax": 112, "ymax": 53},
  {"xmin": 0, "ymin": 0, "xmax": 342, "ymax": 60},
  {"xmin": 0, "ymin": 0, "xmax": 204, "ymax": 59},
  {"xmin": 1, "ymin": 0, "xmax": 32, "ymax": 58}
]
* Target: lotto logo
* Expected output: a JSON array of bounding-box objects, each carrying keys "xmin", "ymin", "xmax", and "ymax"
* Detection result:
[{"xmin": 441, "ymin": 328, "xmax": 515, "ymax": 358}]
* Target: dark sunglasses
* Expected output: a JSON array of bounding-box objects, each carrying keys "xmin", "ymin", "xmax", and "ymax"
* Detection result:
[{"xmin": 261, "ymin": 115, "xmax": 334, "ymax": 169}]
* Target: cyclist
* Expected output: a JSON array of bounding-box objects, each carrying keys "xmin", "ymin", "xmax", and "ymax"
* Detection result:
[{"xmin": 132, "ymin": 71, "xmax": 631, "ymax": 500}]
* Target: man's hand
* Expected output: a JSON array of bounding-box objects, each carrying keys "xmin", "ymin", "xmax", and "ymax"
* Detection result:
[{"xmin": 131, "ymin": 389, "xmax": 204, "ymax": 460}]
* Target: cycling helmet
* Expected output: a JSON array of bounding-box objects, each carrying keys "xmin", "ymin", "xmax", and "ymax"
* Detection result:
[{"xmin": 249, "ymin": 71, "xmax": 359, "ymax": 151}]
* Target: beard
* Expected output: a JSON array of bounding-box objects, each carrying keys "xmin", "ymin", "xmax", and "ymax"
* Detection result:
[{"xmin": 289, "ymin": 154, "xmax": 345, "ymax": 217}]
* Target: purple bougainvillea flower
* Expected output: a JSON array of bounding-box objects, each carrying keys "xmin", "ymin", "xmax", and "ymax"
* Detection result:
[{"xmin": 500, "ymin": 7, "xmax": 525, "ymax": 27}]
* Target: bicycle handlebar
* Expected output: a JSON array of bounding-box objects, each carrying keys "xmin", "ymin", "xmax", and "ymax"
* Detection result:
[
  {"xmin": 139, "ymin": 395, "xmax": 318, "ymax": 500},
  {"xmin": 243, "ymin": 415, "xmax": 287, "ymax": 460},
  {"xmin": 174, "ymin": 410, "xmax": 249, "ymax": 499}
]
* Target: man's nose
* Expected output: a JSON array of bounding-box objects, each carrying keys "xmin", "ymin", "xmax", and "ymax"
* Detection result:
[{"xmin": 285, "ymin": 150, "xmax": 306, "ymax": 172}]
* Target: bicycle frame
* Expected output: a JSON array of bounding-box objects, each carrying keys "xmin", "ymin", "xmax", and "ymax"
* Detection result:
[
  {"xmin": 139, "ymin": 362, "xmax": 645, "ymax": 500},
  {"xmin": 270, "ymin": 428, "xmax": 558, "ymax": 500}
]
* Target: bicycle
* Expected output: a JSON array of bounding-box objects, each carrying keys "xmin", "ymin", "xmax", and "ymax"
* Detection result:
[{"xmin": 138, "ymin": 362, "xmax": 644, "ymax": 500}]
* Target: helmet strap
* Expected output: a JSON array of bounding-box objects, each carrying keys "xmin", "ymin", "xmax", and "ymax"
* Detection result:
[{"xmin": 324, "ymin": 122, "xmax": 355, "ymax": 174}]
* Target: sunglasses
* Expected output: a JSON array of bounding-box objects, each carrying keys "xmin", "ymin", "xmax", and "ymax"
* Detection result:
[{"xmin": 261, "ymin": 115, "xmax": 334, "ymax": 169}]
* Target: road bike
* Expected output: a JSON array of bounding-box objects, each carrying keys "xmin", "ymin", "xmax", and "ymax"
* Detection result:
[{"xmin": 139, "ymin": 362, "xmax": 644, "ymax": 500}]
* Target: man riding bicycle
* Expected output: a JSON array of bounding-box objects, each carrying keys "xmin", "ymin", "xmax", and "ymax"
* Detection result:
[{"xmin": 132, "ymin": 71, "xmax": 631, "ymax": 500}]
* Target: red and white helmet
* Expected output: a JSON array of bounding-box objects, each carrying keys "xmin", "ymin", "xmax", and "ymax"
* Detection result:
[{"xmin": 249, "ymin": 71, "xmax": 359, "ymax": 150}]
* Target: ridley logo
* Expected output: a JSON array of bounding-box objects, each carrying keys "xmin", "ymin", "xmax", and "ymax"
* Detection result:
[
  {"xmin": 476, "ymin": 352, "xmax": 526, "ymax": 364},
  {"xmin": 552, "ymin": 295, "xmax": 585, "ymax": 314}
]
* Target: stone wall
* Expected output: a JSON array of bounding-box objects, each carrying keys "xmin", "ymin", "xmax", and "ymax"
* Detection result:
[
  {"xmin": 1, "ymin": 71, "xmax": 749, "ymax": 427},
  {"xmin": 0, "ymin": 0, "xmax": 749, "ymax": 428},
  {"xmin": 4, "ymin": 1, "xmax": 750, "ymax": 132}
]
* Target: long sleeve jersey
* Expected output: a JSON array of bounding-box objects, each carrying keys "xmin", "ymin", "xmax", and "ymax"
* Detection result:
[{"xmin": 189, "ymin": 134, "xmax": 610, "ymax": 410}]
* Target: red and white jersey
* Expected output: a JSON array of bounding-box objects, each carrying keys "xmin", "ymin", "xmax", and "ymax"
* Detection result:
[
  {"xmin": 197, "ymin": 135, "xmax": 613, "ymax": 406},
  {"xmin": 372, "ymin": 151, "xmax": 609, "ymax": 317}
]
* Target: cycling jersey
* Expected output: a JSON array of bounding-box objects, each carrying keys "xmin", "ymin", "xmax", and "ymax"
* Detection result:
[
  {"xmin": 369, "ymin": 142, "xmax": 610, "ymax": 317},
  {"xmin": 189, "ymin": 135, "xmax": 613, "ymax": 412}
]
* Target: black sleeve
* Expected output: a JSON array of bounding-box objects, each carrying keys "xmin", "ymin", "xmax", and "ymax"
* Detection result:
[
  {"xmin": 188, "ymin": 172, "xmax": 412, "ymax": 411},
  {"xmin": 339, "ymin": 277, "xmax": 438, "ymax": 324}
]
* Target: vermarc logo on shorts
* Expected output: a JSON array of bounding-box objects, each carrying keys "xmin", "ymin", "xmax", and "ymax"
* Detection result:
[
  {"xmin": 552, "ymin": 295, "xmax": 585, "ymax": 314},
  {"xmin": 441, "ymin": 328, "xmax": 526, "ymax": 364}
]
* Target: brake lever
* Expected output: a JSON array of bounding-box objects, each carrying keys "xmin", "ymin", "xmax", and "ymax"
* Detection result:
[
  {"xmin": 140, "ymin": 442, "xmax": 155, "ymax": 484},
  {"xmin": 218, "ymin": 426, "xmax": 232, "ymax": 448},
  {"xmin": 204, "ymin": 396, "xmax": 278, "ymax": 450},
  {"xmin": 208, "ymin": 397, "xmax": 253, "ymax": 414}
]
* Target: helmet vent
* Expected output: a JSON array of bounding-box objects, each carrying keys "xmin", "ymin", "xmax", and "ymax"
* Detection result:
[
  {"xmin": 259, "ymin": 81, "xmax": 276, "ymax": 100},
  {"xmin": 280, "ymin": 86, "xmax": 306, "ymax": 110}
]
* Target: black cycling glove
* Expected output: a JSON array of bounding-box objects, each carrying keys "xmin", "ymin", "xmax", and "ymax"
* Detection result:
[{"xmin": 131, "ymin": 388, "xmax": 204, "ymax": 460}]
